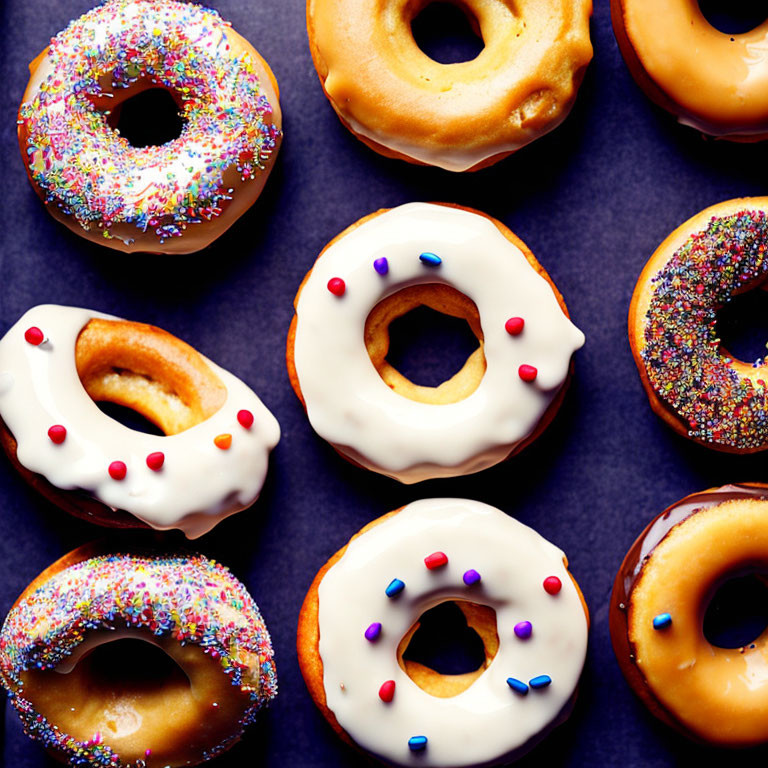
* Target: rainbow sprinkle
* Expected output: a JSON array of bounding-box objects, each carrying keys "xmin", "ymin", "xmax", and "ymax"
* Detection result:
[
  {"xmin": 642, "ymin": 210, "xmax": 768, "ymax": 449},
  {"xmin": 0, "ymin": 552, "xmax": 277, "ymax": 766},
  {"xmin": 19, "ymin": 0, "xmax": 280, "ymax": 247}
]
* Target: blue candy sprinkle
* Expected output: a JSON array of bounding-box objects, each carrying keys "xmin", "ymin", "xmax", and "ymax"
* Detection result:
[
  {"xmin": 463, "ymin": 569, "xmax": 481, "ymax": 586},
  {"xmin": 529, "ymin": 675, "xmax": 552, "ymax": 689},
  {"xmin": 408, "ymin": 736, "xmax": 428, "ymax": 752},
  {"xmin": 419, "ymin": 252, "xmax": 442, "ymax": 266},
  {"xmin": 653, "ymin": 613, "xmax": 672, "ymax": 630},
  {"xmin": 506, "ymin": 677, "xmax": 529, "ymax": 695},
  {"xmin": 374, "ymin": 257, "xmax": 389, "ymax": 275},
  {"xmin": 385, "ymin": 578, "xmax": 405, "ymax": 598}
]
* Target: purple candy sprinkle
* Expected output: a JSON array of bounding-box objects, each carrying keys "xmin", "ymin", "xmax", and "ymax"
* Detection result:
[
  {"xmin": 365, "ymin": 622, "xmax": 382, "ymax": 642},
  {"xmin": 463, "ymin": 569, "xmax": 481, "ymax": 586},
  {"xmin": 374, "ymin": 257, "xmax": 389, "ymax": 275},
  {"xmin": 514, "ymin": 621, "xmax": 532, "ymax": 639}
]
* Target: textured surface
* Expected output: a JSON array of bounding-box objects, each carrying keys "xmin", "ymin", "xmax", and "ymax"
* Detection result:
[{"xmin": 3, "ymin": 0, "xmax": 768, "ymax": 766}]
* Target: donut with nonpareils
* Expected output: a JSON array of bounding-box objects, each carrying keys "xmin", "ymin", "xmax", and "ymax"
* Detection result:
[
  {"xmin": 0, "ymin": 305, "xmax": 280, "ymax": 538},
  {"xmin": 629, "ymin": 198, "xmax": 768, "ymax": 452},
  {"xmin": 0, "ymin": 542, "xmax": 277, "ymax": 767},
  {"xmin": 18, "ymin": 0, "xmax": 282, "ymax": 253},
  {"xmin": 287, "ymin": 202, "xmax": 584, "ymax": 483},
  {"xmin": 298, "ymin": 498, "xmax": 589, "ymax": 767},
  {"xmin": 306, "ymin": 0, "xmax": 593, "ymax": 171},
  {"xmin": 610, "ymin": 483, "xmax": 768, "ymax": 745}
]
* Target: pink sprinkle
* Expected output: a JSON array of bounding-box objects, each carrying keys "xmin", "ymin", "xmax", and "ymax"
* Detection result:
[
  {"xmin": 108, "ymin": 461, "xmax": 127, "ymax": 481},
  {"xmin": 378, "ymin": 680, "xmax": 396, "ymax": 703},
  {"xmin": 518, "ymin": 364, "xmax": 538, "ymax": 382},
  {"xmin": 424, "ymin": 551, "xmax": 448, "ymax": 570},
  {"xmin": 47, "ymin": 425, "xmax": 66, "ymax": 444},
  {"xmin": 505, "ymin": 317, "xmax": 525, "ymax": 335},
  {"xmin": 543, "ymin": 576, "xmax": 562, "ymax": 595},
  {"xmin": 327, "ymin": 277, "xmax": 346, "ymax": 296},
  {"xmin": 237, "ymin": 409, "xmax": 254, "ymax": 429},
  {"xmin": 24, "ymin": 327, "xmax": 44, "ymax": 345},
  {"xmin": 146, "ymin": 452, "xmax": 164, "ymax": 471}
]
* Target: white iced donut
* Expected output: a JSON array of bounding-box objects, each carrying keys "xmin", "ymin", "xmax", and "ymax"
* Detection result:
[
  {"xmin": 0, "ymin": 305, "xmax": 280, "ymax": 538},
  {"xmin": 287, "ymin": 202, "xmax": 585, "ymax": 483},
  {"xmin": 297, "ymin": 498, "xmax": 590, "ymax": 767}
]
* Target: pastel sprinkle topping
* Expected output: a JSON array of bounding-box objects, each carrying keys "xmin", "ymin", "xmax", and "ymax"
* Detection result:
[
  {"xmin": 408, "ymin": 735, "xmax": 428, "ymax": 752},
  {"xmin": 505, "ymin": 317, "xmax": 525, "ymax": 336},
  {"xmin": 518, "ymin": 364, "xmax": 538, "ymax": 383},
  {"xmin": 24, "ymin": 327, "xmax": 44, "ymax": 346},
  {"xmin": 327, "ymin": 277, "xmax": 346, "ymax": 296},
  {"xmin": 378, "ymin": 680, "xmax": 396, "ymax": 702},
  {"xmin": 653, "ymin": 613, "xmax": 672, "ymax": 630},
  {"xmin": 47, "ymin": 425, "xmax": 67, "ymax": 444},
  {"xmin": 364, "ymin": 622, "xmax": 382, "ymax": 642},
  {"xmin": 214, "ymin": 433, "xmax": 232, "ymax": 450},
  {"xmin": 373, "ymin": 257, "xmax": 389, "ymax": 275},
  {"xmin": 108, "ymin": 460, "xmax": 127, "ymax": 481},
  {"xmin": 543, "ymin": 576, "xmax": 562, "ymax": 595},
  {"xmin": 506, "ymin": 677, "xmax": 529, "ymax": 695},
  {"xmin": 424, "ymin": 551, "xmax": 448, "ymax": 570},
  {"xmin": 385, "ymin": 578, "xmax": 405, "ymax": 598},
  {"xmin": 237, "ymin": 409, "xmax": 254, "ymax": 429},
  {"xmin": 514, "ymin": 621, "xmax": 532, "ymax": 639},
  {"xmin": 419, "ymin": 252, "xmax": 442, "ymax": 266},
  {"xmin": 463, "ymin": 569, "xmax": 481, "ymax": 586},
  {"xmin": 146, "ymin": 451, "xmax": 165, "ymax": 471},
  {"xmin": 529, "ymin": 675, "xmax": 552, "ymax": 689}
]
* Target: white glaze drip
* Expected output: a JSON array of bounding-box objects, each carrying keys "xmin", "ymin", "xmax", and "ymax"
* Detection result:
[
  {"xmin": 0, "ymin": 305, "xmax": 280, "ymax": 538},
  {"xmin": 317, "ymin": 498, "xmax": 589, "ymax": 767},
  {"xmin": 292, "ymin": 203, "xmax": 585, "ymax": 483}
]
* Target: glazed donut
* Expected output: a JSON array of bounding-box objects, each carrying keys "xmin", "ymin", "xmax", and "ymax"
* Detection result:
[
  {"xmin": 18, "ymin": 0, "xmax": 282, "ymax": 253},
  {"xmin": 297, "ymin": 498, "xmax": 589, "ymax": 767},
  {"xmin": 610, "ymin": 483, "xmax": 768, "ymax": 746},
  {"xmin": 612, "ymin": 1, "xmax": 768, "ymax": 139},
  {"xmin": 0, "ymin": 305, "xmax": 280, "ymax": 537},
  {"xmin": 0, "ymin": 542, "xmax": 277, "ymax": 767},
  {"xmin": 287, "ymin": 202, "xmax": 584, "ymax": 483},
  {"xmin": 629, "ymin": 197, "xmax": 768, "ymax": 452},
  {"xmin": 306, "ymin": 0, "xmax": 592, "ymax": 171}
]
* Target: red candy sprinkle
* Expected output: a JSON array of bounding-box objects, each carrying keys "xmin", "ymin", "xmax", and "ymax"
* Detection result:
[
  {"xmin": 424, "ymin": 551, "xmax": 448, "ymax": 570},
  {"xmin": 543, "ymin": 576, "xmax": 562, "ymax": 595},
  {"xmin": 108, "ymin": 461, "xmax": 127, "ymax": 481},
  {"xmin": 518, "ymin": 365, "xmax": 538, "ymax": 382},
  {"xmin": 378, "ymin": 680, "xmax": 396, "ymax": 703},
  {"xmin": 146, "ymin": 452, "xmax": 165, "ymax": 471},
  {"xmin": 47, "ymin": 425, "xmax": 66, "ymax": 444},
  {"xmin": 237, "ymin": 409, "xmax": 254, "ymax": 429},
  {"xmin": 505, "ymin": 317, "xmax": 525, "ymax": 336},
  {"xmin": 24, "ymin": 327, "xmax": 44, "ymax": 345},
  {"xmin": 327, "ymin": 277, "xmax": 346, "ymax": 296}
]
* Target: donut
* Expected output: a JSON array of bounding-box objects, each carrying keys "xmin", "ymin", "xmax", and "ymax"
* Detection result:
[
  {"xmin": 0, "ymin": 542, "xmax": 277, "ymax": 767},
  {"xmin": 306, "ymin": 0, "xmax": 592, "ymax": 171},
  {"xmin": 18, "ymin": 0, "xmax": 282, "ymax": 253},
  {"xmin": 297, "ymin": 498, "xmax": 590, "ymax": 767},
  {"xmin": 612, "ymin": 1, "xmax": 768, "ymax": 139},
  {"xmin": 629, "ymin": 197, "xmax": 768, "ymax": 452},
  {"xmin": 0, "ymin": 305, "xmax": 280, "ymax": 537},
  {"xmin": 610, "ymin": 483, "xmax": 768, "ymax": 745},
  {"xmin": 286, "ymin": 202, "xmax": 585, "ymax": 483}
]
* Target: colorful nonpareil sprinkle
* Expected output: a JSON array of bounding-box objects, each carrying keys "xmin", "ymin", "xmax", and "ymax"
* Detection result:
[
  {"xmin": 214, "ymin": 433, "xmax": 232, "ymax": 450},
  {"xmin": 385, "ymin": 578, "xmax": 405, "ymax": 598},
  {"xmin": 378, "ymin": 680, "xmax": 396, "ymax": 702},
  {"xmin": 408, "ymin": 735, "xmax": 428, "ymax": 751},
  {"xmin": 419, "ymin": 252, "xmax": 442, "ymax": 267},
  {"xmin": 237, "ymin": 409, "xmax": 254, "ymax": 429},
  {"xmin": 0, "ymin": 552, "xmax": 276, "ymax": 766},
  {"xmin": 529, "ymin": 675, "xmax": 552, "ymax": 689},
  {"xmin": 642, "ymin": 210, "xmax": 768, "ymax": 449},
  {"xmin": 652, "ymin": 613, "xmax": 672, "ymax": 630},
  {"xmin": 327, "ymin": 277, "xmax": 346, "ymax": 296},
  {"xmin": 19, "ymin": 0, "xmax": 280, "ymax": 247},
  {"xmin": 423, "ymin": 551, "xmax": 448, "ymax": 570},
  {"xmin": 364, "ymin": 622, "xmax": 382, "ymax": 642},
  {"xmin": 373, "ymin": 257, "xmax": 389, "ymax": 275},
  {"xmin": 505, "ymin": 317, "xmax": 525, "ymax": 336},
  {"xmin": 543, "ymin": 576, "xmax": 562, "ymax": 595},
  {"xmin": 462, "ymin": 569, "xmax": 481, "ymax": 586},
  {"xmin": 145, "ymin": 451, "xmax": 165, "ymax": 470},
  {"xmin": 506, "ymin": 677, "xmax": 529, "ymax": 695},
  {"xmin": 514, "ymin": 621, "xmax": 533, "ymax": 639},
  {"xmin": 108, "ymin": 460, "xmax": 127, "ymax": 480},
  {"xmin": 518, "ymin": 364, "xmax": 538, "ymax": 383},
  {"xmin": 47, "ymin": 425, "xmax": 67, "ymax": 444},
  {"xmin": 24, "ymin": 327, "xmax": 44, "ymax": 346}
]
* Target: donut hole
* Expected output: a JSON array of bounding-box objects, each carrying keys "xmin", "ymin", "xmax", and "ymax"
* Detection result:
[
  {"xmin": 410, "ymin": 2, "xmax": 484, "ymax": 64},
  {"xmin": 364, "ymin": 284, "xmax": 486, "ymax": 404},
  {"xmin": 95, "ymin": 401, "xmax": 166, "ymax": 436},
  {"xmin": 698, "ymin": 0, "xmax": 767, "ymax": 34},
  {"xmin": 397, "ymin": 600, "xmax": 498, "ymax": 697},
  {"xmin": 703, "ymin": 573, "xmax": 768, "ymax": 649},
  {"xmin": 106, "ymin": 86, "xmax": 186, "ymax": 148},
  {"xmin": 715, "ymin": 287, "xmax": 768, "ymax": 365}
]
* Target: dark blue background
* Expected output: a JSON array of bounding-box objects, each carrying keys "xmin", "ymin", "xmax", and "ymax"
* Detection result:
[{"xmin": 3, "ymin": 1, "xmax": 768, "ymax": 766}]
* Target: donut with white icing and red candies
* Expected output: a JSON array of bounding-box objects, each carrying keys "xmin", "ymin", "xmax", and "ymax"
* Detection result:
[
  {"xmin": 297, "ymin": 498, "xmax": 590, "ymax": 767},
  {"xmin": 286, "ymin": 202, "xmax": 585, "ymax": 483},
  {"xmin": 0, "ymin": 305, "xmax": 280, "ymax": 538}
]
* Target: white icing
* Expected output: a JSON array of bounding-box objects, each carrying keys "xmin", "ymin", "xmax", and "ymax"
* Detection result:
[
  {"xmin": 316, "ymin": 498, "xmax": 589, "ymax": 768},
  {"xmin": 0, "ymin": 305, "xmax": 280, "ymax": 538},
  {"xmin": 292, "ymin": 203, "xmax": 585, "ymax": 483}
]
